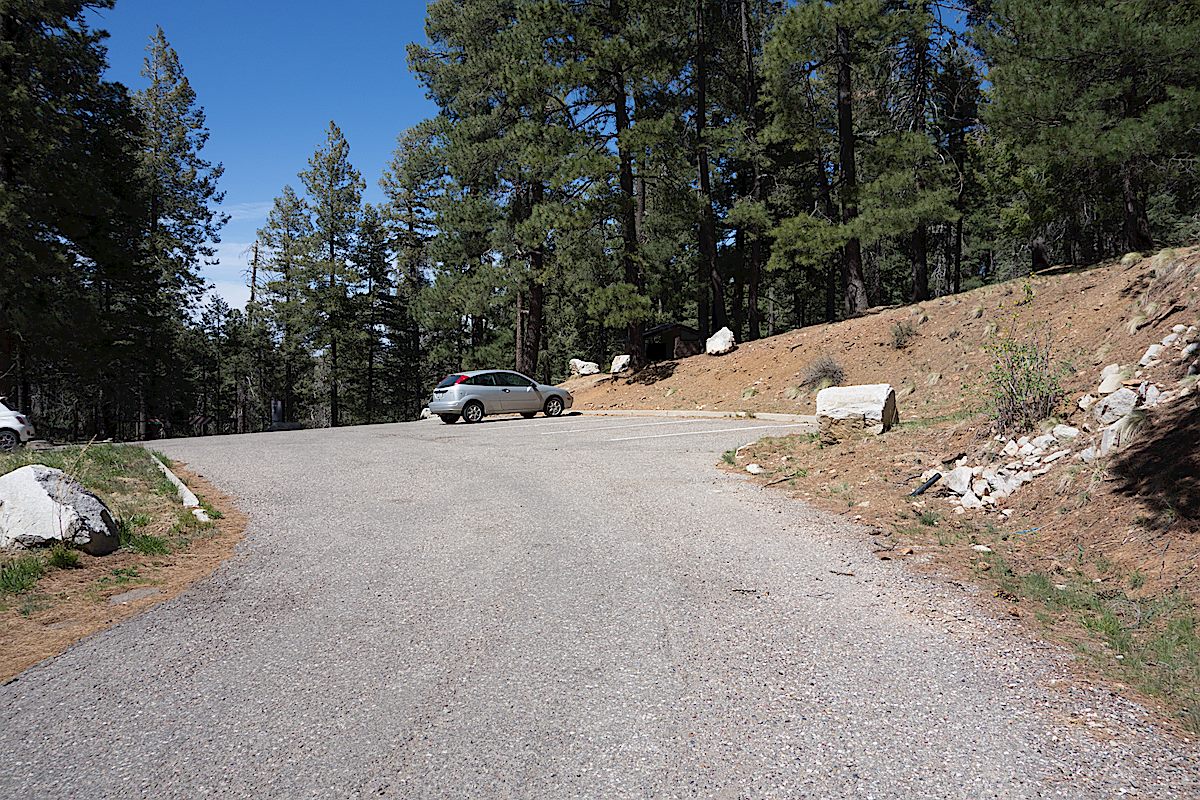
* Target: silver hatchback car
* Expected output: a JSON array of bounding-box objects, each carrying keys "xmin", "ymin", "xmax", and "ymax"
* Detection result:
[{"xmin": 429, "ymin": 370, "xmax": 573, "ymax": 424}]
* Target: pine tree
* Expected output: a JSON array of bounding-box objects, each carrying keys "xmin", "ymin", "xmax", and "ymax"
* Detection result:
[
  {"xmin": 298, "ymin": 122, "xmax": 364, "ymax": 427},
  {"xmin": 0, "ymin": 2, "xmax": 146, "ymax": 426},
  {"xmin": 979, "ymin": 0, "xmax": 1200, "ymax": 255},
  {"xmin": 134, "ymin": 27, "xmax": 227, "ymax": 296},
  {"xmin": 258, "ymin": 185, "xmax": 313, "ymax": 423}
]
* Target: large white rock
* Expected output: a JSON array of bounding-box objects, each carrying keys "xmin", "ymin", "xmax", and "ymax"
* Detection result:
[
  {"xmin": 610, "ymin": 354, "xmax": 632, "ymax": 374},
  {"xmin": 816, "ymin": 383, "xmax": 899, "ymax": 443},
  {"xmin": 705, "ymin": 326, "xmax": 737, "ymax": 356},
  {"xmin": 568, "ymin": 358, "xmax": 600, "ymax": 376},
  {"xmin": 1093, "ymin": 387, "xmax": 1138, "ymax": 425},
  {"xmin": 0, "ymin": 465, "xmax": 119, "ymax": 555},
  {"xmin": 1139, "ymin": 344, "xmax": 1163, "ymax": 366}
]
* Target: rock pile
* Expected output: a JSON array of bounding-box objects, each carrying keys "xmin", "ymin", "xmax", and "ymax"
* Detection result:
[
  {"xmin": 938, "ymin": 319, "xmax": 1198, "ymax": 513},
  {"xmin": 1078, "ymin": 322, "xmax": 1198, "ymax": 462},
  {"xmin": 937, "ymin": 427, "xmax": 1077, "ymax": 512}
]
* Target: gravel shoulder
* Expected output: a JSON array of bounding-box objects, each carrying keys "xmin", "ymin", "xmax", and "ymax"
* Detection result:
[{"xmin": 0, "ymin": 416, "xmax": 1196, "ymax": 798}]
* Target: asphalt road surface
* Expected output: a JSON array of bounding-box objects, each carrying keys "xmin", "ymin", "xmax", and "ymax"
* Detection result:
[{"xmin": 2, "ymin": 414, "xmax": 1196, "ymax": 798}]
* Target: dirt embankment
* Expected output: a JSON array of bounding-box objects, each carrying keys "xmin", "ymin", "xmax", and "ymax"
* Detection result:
[{"xmin": 567, "ymin": 249, "xmax": 1196, "ymax": 422}]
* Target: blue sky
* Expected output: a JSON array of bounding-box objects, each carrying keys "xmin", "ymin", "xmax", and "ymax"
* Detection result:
[{"xmin": 92, "ymin": 0, "xmax": 438, "ymax": 308}]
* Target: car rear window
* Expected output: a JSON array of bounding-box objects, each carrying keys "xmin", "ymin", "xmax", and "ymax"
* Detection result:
[{"xmin": 436, "ymin": 375, "xmax": 463, "ymax": 389}]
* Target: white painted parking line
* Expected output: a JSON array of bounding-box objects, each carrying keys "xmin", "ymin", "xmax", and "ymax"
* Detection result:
[
  {"xmin": 608, "ymin": 423, "xmax": 814, "ymax": 442},
  {"xmin": 537, "ymin": 418, "xmax": 703, "ymax": 435}
]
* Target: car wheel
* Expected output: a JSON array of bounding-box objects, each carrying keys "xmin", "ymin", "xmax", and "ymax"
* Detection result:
[
  {"xmin": 439, "ymin": 414, "xmax": 459, "ymax": 424},
  {"xmin": 521, "ymin": 412, "xmax": 537, "ymax": 419},
  {"xmin": 462, "ymin": 401, "xmax": 485, "ymax": 424},
  {"xmin": 0, "ymin": 430, "xmax": 18, "ymax": 453},
  {"xmin": 544, "ymin": 396, "xmax": 564, "ymax": 417}
]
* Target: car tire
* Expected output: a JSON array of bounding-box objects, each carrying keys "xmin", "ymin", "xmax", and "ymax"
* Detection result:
[
  {"xmin": 543, "ymin": 396, "xmax": 564, "ymax": 417},
  {"xmin": 439, "ymin": 414, "xmax": 459, "ymax": 424},
  {"xmin": 462, "ymin": 401, "xmax": 484, "ymax": 424},
  {"xmin": 521, "ymin": 412, "xmax": 537, "ymax": 419},
  {"xmin": 0, "ymin": 429, "xmax": 18, "ymax": 453}
]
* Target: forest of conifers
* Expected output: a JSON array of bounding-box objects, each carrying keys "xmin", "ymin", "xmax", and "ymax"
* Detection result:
[{"xmin": 2, "ymin": 1, "xmax": 1198, "ymax": 438}]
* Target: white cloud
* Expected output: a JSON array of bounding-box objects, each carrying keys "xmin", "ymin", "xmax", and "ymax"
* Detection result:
[
  {"xmin": 224, "ymin": 200, "xmax": 273, "ymax": 223},
  {"xmin": 201, "ymin": 240, "xmax": 256, "ymax": 309},
  {"xmin": 208, "ymin": 280, "xmax": 252, "ymax": 310}
]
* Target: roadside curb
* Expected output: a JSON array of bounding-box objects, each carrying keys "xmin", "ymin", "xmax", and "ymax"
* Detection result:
[
  {"xmin": 576, "ymin": 409, "xmax": 818, "ymax": 425},
  {"xmin": 151, "ymin": 455, "xmax": 210, "ymax": 522}
]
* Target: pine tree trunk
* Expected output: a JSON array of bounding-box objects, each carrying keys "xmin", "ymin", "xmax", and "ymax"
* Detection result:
[
  {"xmin": 695, "ymin": 0, "xmax": 727, "ymax": 336},
  {"xmin": 740, "ymin": 0, "xmax": 762, "ymax": 341},
  {"xmin": 836, "ymin": 24, "xmax": 870, "ymax": 316},
  {"xmin": 911, "ymin": 224, "xmax": 929, "ymax": 301},
  {"xmin": 328, "ymin": 238, "xmax": 339, "ymax": 428},
  {"xmin": 1121, "ymin": 162, "xmax": 1154, "ymax": 252},
  {"xmin": 612, "ymin": 52, "xmax": 645, "ymax": 366},
  {"xmin": 953, "ymin": 216, "xmax": 963, "ymax": 294}
]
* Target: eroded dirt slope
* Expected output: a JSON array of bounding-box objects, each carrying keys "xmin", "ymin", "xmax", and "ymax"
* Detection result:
[{"xmin": 567, "ymin": 248, "xmax": 1199, "ymax": 422}]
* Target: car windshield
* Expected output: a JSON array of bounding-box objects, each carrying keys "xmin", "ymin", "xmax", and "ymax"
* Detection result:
[{"xmin": 435, "ymin": 375, "xmax": 463, "ymax": 389}]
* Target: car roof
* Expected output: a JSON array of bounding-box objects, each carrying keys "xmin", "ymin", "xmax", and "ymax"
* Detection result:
[{"xmin": 460, "ymin": 369, "xmax": 524, "ymax": 377}]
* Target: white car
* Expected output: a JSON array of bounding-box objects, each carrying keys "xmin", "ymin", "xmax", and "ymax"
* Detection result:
[{"xmin": 0, "ymin": 401, "xmax": 35, "ymax": 452}]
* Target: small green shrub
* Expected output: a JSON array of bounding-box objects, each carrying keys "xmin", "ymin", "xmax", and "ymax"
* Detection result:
[
  {"xmin": 891, "ymin": 321, "xmax": 917, "ymax": 350},
  {"xmin": 47, "ymin": 545, "xmax": 81, "ymax": 570},
  {"xmin": 721, "ymin": 449, "xmax": 736, "ymax": 465},
  {"xmin": 985, "ymin": 336, "xmax": 1065, "ymax": 433},
  {"xmin": 127, "ymin": 534, "xmax": 171, "ymax": 556},
  {"xmin": 918, "ymin": 510, "xmax": 940, "ymax": 527},
  {"xmin": 0, "ymin": 555, "xmax": 45, "ymax": 595},
  {"xmin": 801, "ymin": 355, "xmax": 845, "ymax": 390}
]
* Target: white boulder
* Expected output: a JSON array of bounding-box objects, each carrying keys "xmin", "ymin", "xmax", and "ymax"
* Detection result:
[
  {"xmin": 815, "ymin": 383, "xmax": 899, "ymax": 443},
  {"xmin": 420, "ymin": 407, "xmax": 431, "ymax": 419},
  {"xmin": 0, "ymin": 465, "xmax": 119, "ymax": 555},
  {"xmin": 569, "ymin": 358, "xmax": 600, "ymax": 377},
  {"xmin": 1097, "ymin": 365, "xmax": 1123, "ymax": 395},
  {"xmin": 705, "ymin": 326, "xmax": 737, "ymax": 356},
  {"xmin": 1093, "ymin": 387, "xmax": 1138, "ymax": 425},
  {"xmin": 610, "ymin": 354, "xmax": 632, "ymax": 374}
]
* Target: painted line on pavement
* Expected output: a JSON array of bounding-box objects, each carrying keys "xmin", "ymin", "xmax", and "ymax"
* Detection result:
[
  {"xmin": 538, "ymin": 418, "xmax": 704, "ymax": 435},
  {"xmin": 608, "ymin": 423, "xmax": 814, "ymax": 442}
]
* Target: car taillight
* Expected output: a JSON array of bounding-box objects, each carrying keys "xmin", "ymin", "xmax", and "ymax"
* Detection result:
[{"xmin": 454, "ymin": 375, "xmax": 470, "ymax": 385}]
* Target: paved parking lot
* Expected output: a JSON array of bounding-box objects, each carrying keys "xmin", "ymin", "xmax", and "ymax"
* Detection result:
[{"xmin": 1, "ymin": 413, "xmax": 1194, "ymax": 798}]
